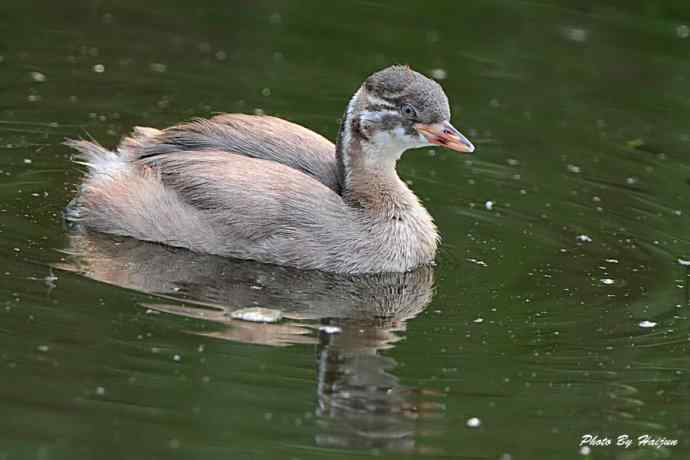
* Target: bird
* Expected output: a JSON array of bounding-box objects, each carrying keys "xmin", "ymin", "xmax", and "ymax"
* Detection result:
[{"xmin": 65, "ymin": 65, "xmax": 475, "ymax": 274}]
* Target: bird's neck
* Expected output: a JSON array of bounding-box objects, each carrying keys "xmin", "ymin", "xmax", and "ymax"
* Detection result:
[
  {"xmin": 335, "ymin": 87, "xmax": 363, "ymax": 195},
  {"xmin": 335, "ymin": 88, "xmax": 417, "ymax": 216}
]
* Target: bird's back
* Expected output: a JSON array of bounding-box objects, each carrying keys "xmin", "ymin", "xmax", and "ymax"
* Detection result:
[{"xmin": 119, "ymin": 113, "xmax": 341, "ymax": 191}]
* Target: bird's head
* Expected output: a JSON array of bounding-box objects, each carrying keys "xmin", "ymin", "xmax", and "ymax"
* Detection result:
[{"xmin": 343, "ymin": 65, "xmax": 474, "ymax": 165}]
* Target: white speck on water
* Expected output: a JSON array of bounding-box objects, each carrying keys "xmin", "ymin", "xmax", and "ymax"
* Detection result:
[
  {"xmin": 576, "ymin": 234, "xmax": 592, "ymax": 243},
  {"xmin": 466, "ymin": 258, "xmax": 488, "ymax": 267},
  {"xmin": 605, "ymin": 258, "xmax": 619, "ymax": 264},
  {"xmin": 579, "ymin": 446, "xmax": 591, "ymax": 456},
  {"xmin": 149, "ymin": 62, "xmax": 167, "ymax": 73},
  {"xmin": 484, "ymin": 200, "xmax": 494, "ymax": 211},
  {"xmin": 23, "ymin": 158, "xmax": 32, "ymax": 164},
  {"xmin": 93, "ymin": 64, "xmax": 105, "ymax": 73},
  {"xmin": 261, "ymin": 87, "xmax": 271, "ymax": 97},
  {"xmin": 145, "ymin": 308, "xmax": 160, "ymax": 315},
  {"xmin": 600, "ymin": 278, "xmax": 615, "ymax": 285},
  {"xmin": 678, "ymin": 258, "xmax": 690, "ymax": 266},
  {"xmin": 562, "ymin": 26, "xmax": 588, "ymax": 43},
  {"xmin": 673, "ymin": 209, "xmax": 682, "ymax": 216},
  {"xmin": 96, "ymin": 386, "xmax": 106, "ymax": 395},
  {"xmin": 473, "ymin": 317, "xmax": 484, "ymax": 324},
  {"xmin": 430, "ymin": 68, "xmax": 447, "ymax": 80},
  {"xmin": 625, "ymin": 176, "xmax": 638, "ymax": 185},
  {"xmin": 489, "ymin": 98, "xmax": 500, "ymax": 108},
  {"xmin": 466, "ymin": 417, "xmax": 481, "ymax": 428},
  {"xmin": 319, "ymin": 325, "xmax": 342, "ymax": 334},
  {"xmin": 173, "ymin": 354, "xmax": 181, "ymax": 362},
  {"xmin": 37, "ymin": 345, "xmax": 49, "ymax": 352},
  {"xmin": 44, "ymin": 270, "xmax": 58, "ymax": 288},
  {"xmin": 677, "ymin": 24, "xmax": 689, "ymax": 38},
  {"xmin": 231, "ymin": 307, "xmax": 282, "ymax": 323},
  {"xmin": 27, "ymin": 94, "xmax": 41, "ymax": 102},
  {"xmin": 215, "ymin": 50, "xmax": 227, "ymax": 61},
  {"xmin": 566, "ymin": 164, "xmax": 581, "ymax": 173},
  {"xmin": 639, "ymin": 320, "xmax": 657, "ymax": 328},
  {"xmin": 30, "ymin": 71, "xmax": 46, "ymax": 82}
]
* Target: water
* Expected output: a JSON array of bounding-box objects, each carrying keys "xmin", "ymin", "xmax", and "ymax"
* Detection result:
[{"xmin": 1, "ymin": 1, "xmax": 689, "ymax": 458}]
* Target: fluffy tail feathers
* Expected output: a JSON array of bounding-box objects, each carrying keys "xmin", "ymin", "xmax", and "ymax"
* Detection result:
[
  {"xmin": 65, "ymin": 125, "xmax": 161, "ymax": 174},
  {"xmin": 63, "ymin": 136, "xmax": 219, "ymax": 253},
  {"xmin": 65, "ymin": 139, "xmax": 129, "ymax": 178}
]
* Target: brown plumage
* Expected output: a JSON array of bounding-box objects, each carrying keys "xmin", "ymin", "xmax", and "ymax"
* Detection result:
[{"xmin": 65, "ymin": 65, "xmax": 475, "ymax": 273}]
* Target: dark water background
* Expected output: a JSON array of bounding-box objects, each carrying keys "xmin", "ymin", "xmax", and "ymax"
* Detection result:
[{"xmin": 1, "ymin": 1, "xmax": 689, "ymax": 459}]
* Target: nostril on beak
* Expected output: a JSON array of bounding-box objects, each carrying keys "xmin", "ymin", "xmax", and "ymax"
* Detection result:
[{"xmin": 443, "ymin": 128, "xmax": 453, "ymax": 135}]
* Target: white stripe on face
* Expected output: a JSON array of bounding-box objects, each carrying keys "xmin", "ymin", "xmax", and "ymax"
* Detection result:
[
  {"xmin": 359, "ymin": 110, "xmax": 399, "ymax": 122},
  {"xmin": 365, "ymin": 93, "xmax": 397, "ymax": 109}
]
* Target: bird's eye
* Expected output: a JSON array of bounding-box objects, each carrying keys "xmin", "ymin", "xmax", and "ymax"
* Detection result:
[{"xmin": 400, "ymin": 103, "xmax": 417, "ymax": 119}]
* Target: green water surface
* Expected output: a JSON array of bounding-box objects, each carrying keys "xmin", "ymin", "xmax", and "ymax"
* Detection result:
[{"xmin": 0, "ymin": 1, "xmax": 689, "ymax": 459}]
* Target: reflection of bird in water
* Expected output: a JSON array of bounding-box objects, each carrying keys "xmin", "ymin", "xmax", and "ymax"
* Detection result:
[
  {"xmin": 58, "ymin": 230, "xmax": 446, "ymax": 453},
  {"xmin": 315, "ymin": 318, "xmax": 446, "ymax": 452}
]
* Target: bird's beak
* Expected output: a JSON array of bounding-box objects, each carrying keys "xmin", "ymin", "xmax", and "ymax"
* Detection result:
[{"xmin": 415, "ymin": 121, "xmax": 475, "ymax": 153}]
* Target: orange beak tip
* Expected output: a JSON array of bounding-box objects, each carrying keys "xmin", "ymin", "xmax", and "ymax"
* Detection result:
[{"xmin": 416, "ymin": 122, "xmax": 475, "ymax": 153}]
